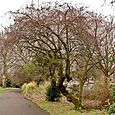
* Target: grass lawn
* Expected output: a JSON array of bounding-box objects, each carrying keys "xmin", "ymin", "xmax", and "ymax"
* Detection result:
[
  {"xmin": 37, "ymin": 100, "xmax": 107, "ymax": 115},
  {"xmin": 0, "ymin": 87, "xmax": 6, "ymax": 94},
  {"xmin": 26, "ymin": 82, "xmax": 107, "ymax": 115}
]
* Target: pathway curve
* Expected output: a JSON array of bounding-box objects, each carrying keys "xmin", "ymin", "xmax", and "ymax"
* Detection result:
[{"xmin": 0, "ymin": 88, "xmax": 49, "ymax": 115}]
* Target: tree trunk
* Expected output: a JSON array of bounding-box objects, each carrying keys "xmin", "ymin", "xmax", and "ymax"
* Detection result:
[
  {"xmin": 103, "ymin": 74, "xmax": 110, "ymax": 101},
  {"xmin": 57, "ymin": 63, "xmax": 83, "ymax": 109},
  {"xmin": 2, "ymin": 58, "xmax": 7, "ymax": 88},
  {"xmin": 65, "ymin": 58, "xmax": 71, "ymax": 82},
  {"xmin": 2, "ymin": 75, "xmax": 6, "ymax": 88},
  {"xmin": 57, "ymin": 80, "xmax": 82, "ymax": 109},
  {"xmin": 79, "ymin": 80, "xmax": 84, "ymax": 105}
]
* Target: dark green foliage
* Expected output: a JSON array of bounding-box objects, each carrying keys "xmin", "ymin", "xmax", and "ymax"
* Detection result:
[
  {"xmin": 46, "ymin": 79, "xmax": 61, "ymax": 101},
  {"xmin": 23, "ymin": 55, "xmax": 50, "ymax": 82},
  {"xmin": 108, "ymin": 103, "xmax": 115, "ymax": 115},
  {"xmin": 108, "ymin": 84, "xmax": 115, "ymax": 115},
  {"xmin": 6, "ymin": 78, "xmax": 12, "ymax": 87},
  {"xmin": 111, "ymin": 84, "xmax": 115, "ymax": 100}
]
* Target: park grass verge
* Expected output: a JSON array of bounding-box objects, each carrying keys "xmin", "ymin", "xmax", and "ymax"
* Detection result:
[
  {"xmin": 36, "ymin": 99, "xmax": 107, "ymax": 115},
  {"xmin": 0, "ymin": 87, "xmax": 7, "ymax": 94},
  {"xmin": 24, "ymin": 82, "xmax": 107, "ymax": 115}
]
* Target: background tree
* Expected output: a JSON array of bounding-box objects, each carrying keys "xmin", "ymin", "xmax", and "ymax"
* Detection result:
[{"xmin": 0, "ymin": 32, "xmax": 16, "ymax": 87}]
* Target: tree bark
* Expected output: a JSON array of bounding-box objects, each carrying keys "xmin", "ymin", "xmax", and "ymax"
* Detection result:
[
  {"xmin": 79, "ymin": 79, "xmax": 84, "ymax": 105},
  {"xmin": 2, "ymin": 75, "xmax": 6, "ymax": 88},
  {"xmin": 57, "ymin": 63, "xmax": 83, "ymax": 109},
  {"xmin": 2, "ymin": 56, "xmax": 7, "ymax": 88}
]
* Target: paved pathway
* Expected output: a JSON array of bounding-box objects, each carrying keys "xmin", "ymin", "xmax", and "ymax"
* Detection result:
[{"xmin": 0, "ymin": 88, "xmax": 49, "ymax": 115}]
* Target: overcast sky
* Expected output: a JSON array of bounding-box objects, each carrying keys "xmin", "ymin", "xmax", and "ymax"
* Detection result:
[{"xmin": 0, "ymin": 0, "xmax": 114, "ymax": 31}]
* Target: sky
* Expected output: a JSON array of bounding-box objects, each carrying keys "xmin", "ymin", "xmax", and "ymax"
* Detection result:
[{"xmin": 0, "ymin": 0, "xmax": 114, "ymax": 31}]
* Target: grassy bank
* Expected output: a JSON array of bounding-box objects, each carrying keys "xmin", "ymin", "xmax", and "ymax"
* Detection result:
[
  {"xmin": 24, "ymin": 82, "xmax": 107, "ymax": 115},
  {"xmin": 37, "ymin": 100, "xmax": 107, "ymax": 115},
  {"xmin": 0, "ymin": 87, "xmax": 6, "ymax": 94}
]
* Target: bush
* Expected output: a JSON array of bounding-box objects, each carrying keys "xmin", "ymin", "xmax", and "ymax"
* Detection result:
[
  {"xmin": 111, "ymin": 84, "xmax": 115, "ymax": 100},
  {"xmin": 21, "ymin": 83, "xmax": 27, "ymax": 93},
  {"xmin": 46, "ymin": 79, "xmax": 61, "ymax": 101},
  {"xmin": 108, "ymin": 103, "xmax": 115, "ymax": 115},
  {"xmin": 6, "ymin": 78, "xmax": 13, "ymax": 87},
  {"xmin": 21, "ymin": 82, "xmax": 38, "ymax": 94},
  {"xmin": 108, "ymin": 84, "xmax": 115, "ymax": 115}
]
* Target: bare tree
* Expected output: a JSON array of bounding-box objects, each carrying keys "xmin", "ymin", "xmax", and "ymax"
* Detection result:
[
  {"xmin": 0, "ymin": 32, "xmax": 15, "ymax": 87},
  {"xmin": 8, "ymin": 2, "xmax": 114, "ymax": 108}
]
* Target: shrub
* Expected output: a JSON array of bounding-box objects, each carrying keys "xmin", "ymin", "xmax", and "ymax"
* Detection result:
[
  {"xmin": 83, "ymin": 76, "xmax": 111, "ymax": 103},
  {"xmin": 83, "ymin": 80, "xmax": 110, "ymax": 103},
  {"xmin": 6, "ymin": 78, "xmax": 13, "ymax": 87},
  {"xmin": 21, "ymin": 83, "xmax": 27, "ymax": 93},
  {"xmin": 111, "ymin": 84, "xmax": 115, "ymax": 100},
  {"xmin": 46, "ymin": 79, "xmax": 61, "ymax": 101},
  {"xmin": 21, "ymin": 82, "xmax": 38, "ymax": 94},
  {"xmin": 108, "ymin": 103, "xmax": 115, "ymax": 115},
  {"xmin": 108, "ymin": 84, "xmax": 115, "ymax": 115}
]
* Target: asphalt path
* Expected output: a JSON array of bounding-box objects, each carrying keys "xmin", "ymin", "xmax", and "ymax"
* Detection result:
[{"xmin": 0, "ymin": 88, "xmax": 49, "ymax": 115}]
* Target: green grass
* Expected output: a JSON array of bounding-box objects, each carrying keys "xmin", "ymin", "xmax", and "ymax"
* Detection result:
[
  {"xmin": 24, "ymin": 82, "xmax": 107, "ymax": 115},
  {"xmin": 0, "ymin": 87, "xmax": 6, "ymax": 94},
  {"xmin": 37, "ymin": 100, "xmax": 107, "ymax": 115}
]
